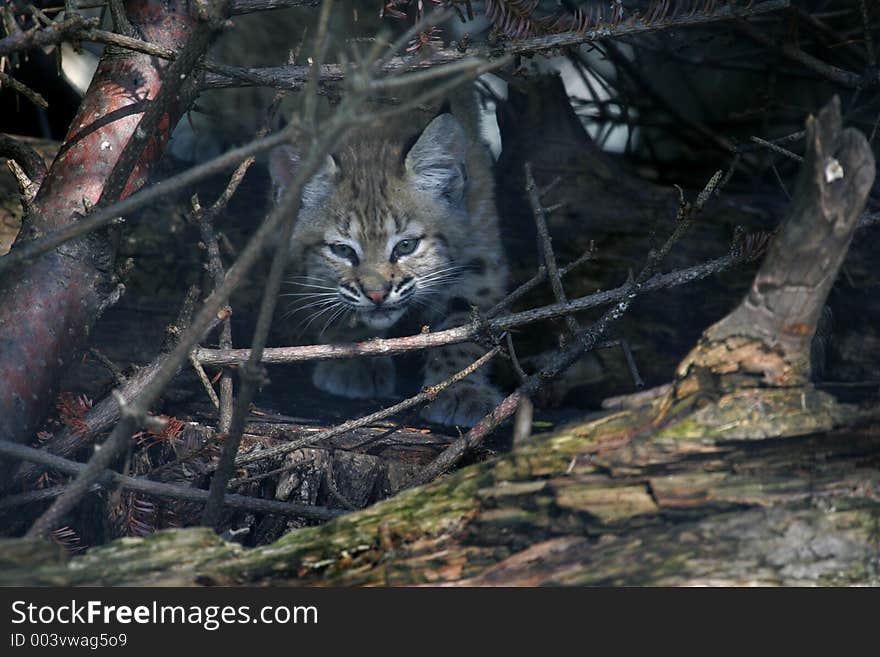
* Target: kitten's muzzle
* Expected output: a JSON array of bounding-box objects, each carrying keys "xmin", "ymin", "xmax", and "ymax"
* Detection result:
[
  {"xmin": 360, "ymin": 281, "xmax": 391, "ymax": 305},
  {"xmin": 364, "ymin": 288, "xmax": 389, "ymax": 305}
]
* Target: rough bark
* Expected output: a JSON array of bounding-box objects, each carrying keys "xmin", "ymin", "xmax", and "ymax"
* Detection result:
[
  {"xmin": 1, "ymin": 385, "xmax": 877, "ymax": 586},
  {"xmin": 0, "ymin": 1, "xmax": 209, "ymax": 454},
  {"xmin": 677, "ymin": 97, "xmax": 875, "ymax": 390}
]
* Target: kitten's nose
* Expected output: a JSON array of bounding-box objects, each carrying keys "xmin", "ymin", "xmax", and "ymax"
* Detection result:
[
  {"xmin": 359, "ymin": 274, "xmax": 391, "ymax": 305},
  {"xmin": 365, "ymin": 288, "xmax": 388, "ymax": 305}
]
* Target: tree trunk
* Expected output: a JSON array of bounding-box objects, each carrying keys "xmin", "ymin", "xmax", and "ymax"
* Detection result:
[{"xmin": 0, "ymin": 1, "xmax": 207, "ymax": 456}]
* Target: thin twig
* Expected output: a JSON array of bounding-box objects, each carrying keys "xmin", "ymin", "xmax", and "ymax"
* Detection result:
[
  {"xmin": 737, "ymin": 19, "xmax": 878, "ymax": 88},
  {"xmin": 201, "ymin": 1, "xmax": 791, "ymax": 90},
  {"xmin": 200, "ymin": 0, "xmax": 336, "ymax": 529},
  {"xmin": 0, "ymin": 484, "xmax": 101, "ymax": 511},
  {"xmin": 195, "ymin": 248, "xmax": 747, "ymax": 368},
  {"xmin": 229, "ymin": 346, "xmax": 502, "ymax": 469},
  {"xmin": 228, "ymin": 456, "xmax": 317, "ymax": 489},
  {"xmin": 0, "ymin": 70, "xmax": 48, "ymax": 109},
  {"xmin": 189, "ymin": 352, "xmax": 220, "ymax": 409},
  {"xmin": 525, "ymin": 161, "xmax": 580, "ymax": 336},
  {"xmin": 488, "ymin": 246, "xmax": 596, "ymax": 317},
  {"xmin": 190, "ymin": 145, "xmax": 259, "ymax": 432},
  {"xmin": 617, "ymin": 339, "xmax": 645, "ymax": 389},
  {"xmin": 38, "ymin": 0, "xmax": 322, "ymax": 13},
  {"xmin": 21, "ymin": 39, "xmax": 500, "ymax": 536},
  {"xmin": 0, "ymin": 439, "xmax": 340, "ymax": 521},
  {"xmin": 88, "ymin": 348, "xmax": 127, "ymax": 385},
  {"xmin": 750, "ymin": 136, "xmax": 805, "ymax": 162},
  {"xmin": 505, "ymin": 333, "xmax": 529, "ymax": 384},
  {"xmin": 413, "ymin": 171, "xmax": 723, "ymax": 485},
  {"xmin": 0, "ymin": 123, "xmax": 292, "ymax": 276},
  {"xmin": 0, "ymin": 65, "xmax": 497, "ymax": 275}
]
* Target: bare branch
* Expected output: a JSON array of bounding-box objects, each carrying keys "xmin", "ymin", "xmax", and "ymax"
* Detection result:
[
  {"xmin": 414, "ymin": 170, "xmax": 723, "ymax": 484},
  {"xmin": 0, "ymin": 14, "xmax": 99, "ymax": 57},
  {"xmin": 201, "ymin": 0, "xmax": 336, "ymax": 528},
  {"xmin": 195, "ymin": 248, "xmax": 749, "ymax": 367},
  {"xmin": 202, "ymin": 1, "xmax": 791, "ymax": 90},
  {"xmin": 23, "ymin": 33, "xmax": 498, "ymax": 537},
  {"xmin": 0, "ymin": 129, "xmax": 292, "ymax": 275},
  {"xmin": 229, "ymin": 346, "xmax": 501, "ymax": 469},
  {"xmin": 525, "ymin": 161, "xmax": 579, "ymax": 336},
  {"xmin": 0, "ymin": 70, "xmax": 48, "ymax": 110},
  {"xmin": 61, "ymin": 0, "xmax": 321, "ymax": 13},
  {"xmin": 0, "ymin": 439, "xmax": 340, "ymax": 521},
  {"xmin": 737, "ymin": 19, "xmax": 879, "ymax": 89}
]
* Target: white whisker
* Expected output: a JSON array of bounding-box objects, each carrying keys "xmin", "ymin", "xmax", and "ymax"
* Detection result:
[
  {"xmin": 288, "ymin": 298, "xmax": 339, "ymax": 313},
  {"xmin": 318, "ymin": 305, "xmax": 350, "ymax": 338},
  {"xmin": 292, "ymin": 302, "xmax": 341, "ymax": 337},
  {"xmin": 279, "ymin": 291, "xmax": 338, "ymax": 298},
  {"xmin": 284, "ymin": 283, "xmax": 337, "ymax": 292}
]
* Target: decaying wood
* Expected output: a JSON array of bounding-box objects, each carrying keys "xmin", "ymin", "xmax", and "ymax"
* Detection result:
[
  {"xmin": 677, "ymin": 97, "xmax": 875, "ymax": 391},
  {"xmin": 1, "ymin": 384, "xmax": 877, "ymax": 586}
]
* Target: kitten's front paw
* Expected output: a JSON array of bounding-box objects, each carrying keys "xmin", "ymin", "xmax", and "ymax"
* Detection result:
[
  {"xmin": 312, "ymin": 357, "xmax": 395, "ymax": 399},
  {"xmin": 420, "ymin": 381, "xmax": 503, "ymax": 428}
]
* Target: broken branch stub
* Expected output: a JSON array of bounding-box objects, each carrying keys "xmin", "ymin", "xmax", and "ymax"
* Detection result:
[{"xmin": 677, "ymin": 97, "xmax": 875, "ymax": 390}]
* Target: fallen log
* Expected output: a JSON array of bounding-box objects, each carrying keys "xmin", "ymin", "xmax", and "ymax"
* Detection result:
[{"xmin": 1, "ymin": 387, "xmax": 877, "ymax": 586}]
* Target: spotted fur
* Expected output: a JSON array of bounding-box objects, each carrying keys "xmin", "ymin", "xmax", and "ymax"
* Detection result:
[{"xmin": 271, "ymin": 98, "xmax": 507, "ymax": 427}]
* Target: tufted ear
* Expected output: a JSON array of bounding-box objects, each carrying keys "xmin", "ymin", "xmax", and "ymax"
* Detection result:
[
  {"xmin": 268, "ymin": 145, "xmax": 338, "ymax": 208},
  {"xmin": 404, "ymin": 114, "xmax": 468, "ymax": 204}
]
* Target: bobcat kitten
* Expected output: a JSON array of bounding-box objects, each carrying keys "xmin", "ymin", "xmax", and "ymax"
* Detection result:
[{"xmin": 270, "ymin": 94, "xmax": 507, "ymax": 427}]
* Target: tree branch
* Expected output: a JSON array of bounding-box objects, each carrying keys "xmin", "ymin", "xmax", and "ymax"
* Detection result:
[
  {"xmin": 195, "ymin": 248, "xmax": 751, "ymax": 367},
  {"xmin": 0, "ymin": 439, "xmax": 340, "ymax": 521},
  {"xmin": 201, "ymin": 1, "xmax": 791, "ymax": 90},
  {"xmin": 413, "ymin": 170, "xmax": 723, "ymax": 484}
]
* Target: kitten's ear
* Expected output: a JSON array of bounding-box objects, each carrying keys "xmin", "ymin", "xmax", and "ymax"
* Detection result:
[
  {"xmin": 268, "ymin": 144, "xmax": 300, "ymax": 198},
  {"xmin": 268, "ymin": 145, "xmax": 338, "ymax": 207},
  {"xmin": 404, "ymin": 114, "xmax": 468, "ymax": 203}
]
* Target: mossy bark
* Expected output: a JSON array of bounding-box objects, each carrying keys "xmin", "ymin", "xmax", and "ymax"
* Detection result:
[{"xmin": 2, "ymin": 384, "xmax": 878, "ymax": 586}]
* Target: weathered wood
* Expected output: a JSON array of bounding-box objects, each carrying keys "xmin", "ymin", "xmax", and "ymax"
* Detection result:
[
  {"xmin": 677, "ymin": 97, "xmax": 875, "ymax": 389},
  {"xmin": 1, "ymin": 386, "xmax": 877, "ymax": 585}
]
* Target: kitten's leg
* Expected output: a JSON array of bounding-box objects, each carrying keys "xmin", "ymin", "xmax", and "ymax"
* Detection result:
[
  {"xmin": 419, "ymin": 254, "xmax": 507, "ymax": 427},
  {"xmin": 312, "ymin": 357, "xmax": 396, "ymax": 399},
  {"xmin": 311, "ymin": 324, "xmax": 396, "ymax": 399},
  {"xmin": 420, "ymin": 309, "xmax": 503, "ymax": 428}
]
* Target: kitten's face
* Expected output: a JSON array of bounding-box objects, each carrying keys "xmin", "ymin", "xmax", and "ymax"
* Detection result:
[
  {"xmin": 302, "ymin": 212, "xmax": 458, "ymax": 331},
  {"xmin": 272, "ymin": 114, "xmax": 470, "ymax": 334}
]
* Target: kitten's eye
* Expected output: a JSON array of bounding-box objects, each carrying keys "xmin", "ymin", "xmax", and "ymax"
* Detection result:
[
  {"xmin": 328, "ymin": 243, "xmax": 358, "ymax": 264},
  {"xmin": 392, "ymin": 238, "xmax": 420, "ymax": 260}
]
